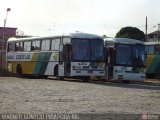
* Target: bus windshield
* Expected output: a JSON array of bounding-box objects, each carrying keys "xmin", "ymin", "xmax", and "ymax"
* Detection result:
[
  {"xmin": 116, "ymin": 45, "xmax": 132, "ymax": 65},
  {"xmin": 72, "ymin": 39, "xmax": 104, "ymax": 61},
  {"xmin": 132, "ymin": 45, "xmax": 146, "ymax": 66},
  {"xmin": 116, "ymin": 44, "xmax": 145, "ymax": 67}
]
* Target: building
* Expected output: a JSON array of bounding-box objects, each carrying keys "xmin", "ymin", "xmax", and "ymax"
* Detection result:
[
  {"xmin": 0, "ymin": 27, "xmax": 17, "ymax": 71},
  {"xmin": 147, "ymin": 31, "xmax": 160, "ymax": 42}
]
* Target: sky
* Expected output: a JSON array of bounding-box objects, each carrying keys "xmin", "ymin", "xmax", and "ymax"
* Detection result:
[{"xmin": 1, "ymin": 0, "xmax": 160, "ymax": 37}]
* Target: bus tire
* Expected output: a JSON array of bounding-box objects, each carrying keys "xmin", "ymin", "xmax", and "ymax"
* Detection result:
[
  {"xmin": 54, "ymin": 65, "xmax": 58, "ymax": 77},
  {"xmin": 122, "ymin": 80, "xmax": 130, "ymax": 83},
  {"xmin": 16, "ymin": 64, "xmax": 22, "ymax": 78},
  {"xmin": 59, "ymin": 76, "xmax": 64, "ymax": 80},
  {"xmin": 146, "ymin": 74, "xmax": 154, "ymax": 79},
  {"xmin": 41, "ymin": 75, "xmax": 48, "ymax": 79},
  {"xmin": 82, "ymin": 77, "xmax": 90, "ymax": 82}
]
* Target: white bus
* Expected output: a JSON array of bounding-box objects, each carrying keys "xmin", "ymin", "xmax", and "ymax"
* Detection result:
[
  {"xmin": 105, "ymin": 38, "xmax": 146, "ymax": 81},
  {"xmin": 7, "ymin": 33, "xmax": 105, "ymax": 80}
]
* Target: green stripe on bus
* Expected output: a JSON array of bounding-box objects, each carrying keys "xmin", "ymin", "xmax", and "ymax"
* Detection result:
[
  {"xmin": 147, "ymin": 55, "xmax": 160, "ymax": 74},
  {"xmin": 39, "ymin": 52, "xmax": 52, "ymax": 74},
  {"xmin": 33, "ymin": 52, "xmax": 52, "ymax": 74}
]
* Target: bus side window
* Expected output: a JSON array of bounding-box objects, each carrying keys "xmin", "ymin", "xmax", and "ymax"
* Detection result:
[
  {"xmin": 24, "ymin": 41, "xmax": 31, "ymax": 51},
  {"xmin": 15, "ymin": 43, "xmax": 18, "ymax": 51},
  {"xmin": 31, "ymin": 46, "xmax": 35, "ymax": 51},
  {"xmin": 147, "ymin": 45, "xmax": 154, "ymax": 54},
  {"xmin": 51, "ymin": 38, "xmax": 60, "ymax": 50},
  {"xmin": 41, "ymin": 39, "xmax": 50, "ymax": 51},
  {"xmin": 155, "ymin": 45, "xmax": 160, "ymax": 55},
  {"xmin": 8, "ymin": 42, "xmax": 15, "ymax": 52},
  {"xmin": 15, "ymin": 42, "xmax": 23, "ymax": 51},
  {"xmin": 145, "ymin": 46, "xmax": 148, "ymax": 54},
  {"xmin": 32, "ymin": 40, "xmax": 40, "ymax": 51}
]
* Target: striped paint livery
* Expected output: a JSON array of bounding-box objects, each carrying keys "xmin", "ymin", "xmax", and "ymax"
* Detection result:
[
  {"xmin": 146, "ymin": 54, "xmax": 160, "ymax": 76},
  {"xmin": 9, "ymin": 52, "xmax": 58, "ymax": 75},
  {"xmin": 8, "ymin": 52, "xmax": 105, "ymax": 77},
  {"xmin": 33, "ymin": 52, "xmax": 52, "ymax": 74}
]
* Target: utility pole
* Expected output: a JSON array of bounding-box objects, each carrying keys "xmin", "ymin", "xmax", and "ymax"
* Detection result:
[
  {"xmin": 48, "ymin": 28, "xmax": 52, "ymax": 36},
  {"xmin": 1, "ymin": 8, "xmax": 11, "ymax": 71}
]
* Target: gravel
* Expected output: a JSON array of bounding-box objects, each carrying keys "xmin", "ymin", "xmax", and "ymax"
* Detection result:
[{"xmin": 0, "ymin": 77, "xmax": 160, "ymax": 119}]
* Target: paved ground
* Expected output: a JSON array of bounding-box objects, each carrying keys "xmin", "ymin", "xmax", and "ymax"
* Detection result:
[{"xmin": 0, "ymin": 77, "xmax": 160, "ymax": 119}]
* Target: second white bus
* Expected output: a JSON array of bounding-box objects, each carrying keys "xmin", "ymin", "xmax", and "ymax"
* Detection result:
[{"xmin": 105, "ymin": 38, "xmax": 146, "ymax": 81}]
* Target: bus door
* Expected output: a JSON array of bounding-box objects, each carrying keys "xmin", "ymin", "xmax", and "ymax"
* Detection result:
[
  {"xmin": 59, "ymin": 44, "xmax": 64, "ymax": 76},
  {"xmin": 64, "ymin": 44, "xmax": 72, "ymax": 76},
  {"xmin": 107, "ymin": 47, "xmax": 115, "ymax": 80}
]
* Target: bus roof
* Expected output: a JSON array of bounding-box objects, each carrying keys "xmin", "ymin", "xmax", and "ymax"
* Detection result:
[
  {"xmin": 105, "ymin": 38, "xmax": 144, "ymax": 45},
  {"xmin": 69, "ymin": 33, "xmax": 102, "ymax": 39},
  {"xmin": 8, "ymin": 33, "xmax": 102, "ymax": 42},
  {"xmin": 145, "ymin": 42, "xmax": 160, "ymax": 45}
]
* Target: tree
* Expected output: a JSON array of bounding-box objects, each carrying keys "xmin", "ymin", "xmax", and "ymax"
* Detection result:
[
  {"xmin": 115, "ymin": 26, "xmax": 145, "ymax": 41},
  {"xmin": 102, "ymin": 34, "xmax": 109, "ymax": 39}
]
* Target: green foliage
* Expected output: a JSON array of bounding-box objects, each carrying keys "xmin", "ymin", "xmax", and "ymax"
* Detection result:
[
  {"xmin": 102, "ymin": 34, "xmax": 108, "ymax": 39},
  {"xmin": 115, "ymin": 26, "xmax": 145, "ymax": 41}
]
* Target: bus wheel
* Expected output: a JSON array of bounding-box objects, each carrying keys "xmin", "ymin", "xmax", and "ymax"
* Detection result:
[
  {"xmin": 59, "ymin": 76, "xmax": 64, "ymax": 80},
  {"xmin": 16, "ymin": 64, "xmax": 22, "ymax": 78},
  {"xmin": 54, "ymin": 65, "xmax": 58, "ymax": 77},
  {"xmin": 82, "ymin": 77, "xmax": 90, "ymax": 82},
  {"xmin": 122, "ymin": 80, "xmax": 130, "ymax": 83},
  {"xmin": 41, "ymin": 75, "xmax": 48, "ymax": 79},
  {"xmin": 54, "ymin": 65, "xmax": 60, "ymax": 80},
  {"xmin": 146, "ymin": 74, "xmax": 154, "ymax": 79}
]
